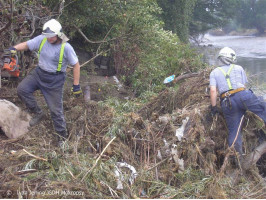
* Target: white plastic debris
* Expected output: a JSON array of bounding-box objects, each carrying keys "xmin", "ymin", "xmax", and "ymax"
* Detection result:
[
  {"xmin": 163, "ymin": 139, "xmax": 169, "ymax": 147},
  {"xmin": 177, "ymin": 158, "xmax": 184, "ymax": 172},
  {"xmin": 171, "ymin": 144, "xmax": 184, "ymax": 173},
  {"xmin": 171, "ymin": 144, "xmax": 179, "ymax": 163},
  {"xmin": 114, "ymin": 162, "xmax": 138, "ymax": 190},
  {"xmin": 175, "ymin": 116, "xmax": 189, "ymax": 141},
  {"xmin": 114, "ymin": 167, "xmax": 123, "ymax": 190},
  {"xmin": 163, "ymin": 139, "xmax": 171, "ymax": 156},
  {"xmin": 113, "ymin": 76, "xmax": 123, "ymax": 89},
  {"xmin": 157, "ymin": 150, "xmax": 162, "ymax": 160}
]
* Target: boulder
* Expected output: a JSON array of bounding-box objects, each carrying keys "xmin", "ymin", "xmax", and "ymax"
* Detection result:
[{"xmin": 0, "ymin": 99, "xmax": 31, "ymax": 139}]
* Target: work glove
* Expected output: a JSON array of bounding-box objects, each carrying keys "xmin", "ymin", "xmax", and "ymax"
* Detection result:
[
  {"xmin": 8, "ymin": 47, "xmax": 17, "ymax": 56},
  {"xmin": 71, "ymin": 84, "xmax": 82, "ymax": 97},
  {"xmin": 210, "ymin": 105, "xmax": 219, "ymax": 117}
]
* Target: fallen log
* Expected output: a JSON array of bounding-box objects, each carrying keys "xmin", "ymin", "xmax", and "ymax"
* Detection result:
[
  {"xmin": 242, "ymin": 141, "xmax": 266, "ymax": 170},
  {"xmin": 173, "ymin": 72, "xmax": 200, "ymax": 83}
]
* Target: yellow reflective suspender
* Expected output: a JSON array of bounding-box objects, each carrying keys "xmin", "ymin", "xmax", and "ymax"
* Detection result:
[
  {"xmin": 57, "ymin": 42, "xmax": 66, "ymax": 72},
  {"xmin": 38, "ymin": 38, "xmax": 66, "ymax": 72},
  {"xmin": 38, "ymin": 38, "xmax": 47, "ymax": 59},
  {"xmin": 218, "ymin": 64, "xmax": 235, "ymax": 90}
]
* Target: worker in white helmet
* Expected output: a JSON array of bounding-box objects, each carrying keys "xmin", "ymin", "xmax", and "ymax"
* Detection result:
[
  {"xmin": 9, "ymin": 19, "xmax": 82, "ymax": 146},
  {"xmin": 209, "ymin": 47, "xmax": 266, "ymax": 165}
]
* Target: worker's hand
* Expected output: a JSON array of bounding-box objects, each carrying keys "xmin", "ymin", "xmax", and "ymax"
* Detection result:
[
  {"xmin": 71, "ymin": 84, "xmax": 82, "ymax": 97},
  {"xmin": 8, "ymin": 47, "xmax": 17, "ymax": 56},
  {"xmin": 211, "ymin": 105, "xmax": 219, "ymax": 117}
]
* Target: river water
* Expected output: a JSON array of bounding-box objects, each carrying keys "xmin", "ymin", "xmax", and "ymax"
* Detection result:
[{"xmin": 198, "ymin": 34, "xmax": 266, "ymax": 97}]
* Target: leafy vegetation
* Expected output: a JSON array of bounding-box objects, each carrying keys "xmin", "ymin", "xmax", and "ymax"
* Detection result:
[
  {"xmin": 234, "ymin": 0, "xmax": 266, "ymax": 33},
  {"xmin": 157, "ymin": 0, "xmax": 197, "ymax": 43},
  {"xmin": 56, "ymin": 0, "xmax": 204, "ymax": 95},
  {"xmin": 0, "ymin": 1, "xmax": 265, "ymax": 199},
  {"xmin": 190, "ymin": 0, "xmax": 240, "ymax": 36}
]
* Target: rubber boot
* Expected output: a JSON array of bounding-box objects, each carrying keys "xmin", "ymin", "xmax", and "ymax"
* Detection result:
[{"xmin": 29, "ymin": 111, "xmax": 44, "ymax": 126}]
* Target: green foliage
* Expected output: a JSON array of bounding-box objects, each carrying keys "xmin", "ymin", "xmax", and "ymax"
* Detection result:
[
  {"xmin": 140, "ymin": 168, "xmax": 212, "ymax": 198},
  {"xmin": 233, "ymin": 0, "xmax": 266, "ymax": 33},
  {"xmin": 58, "ymin": 0, "xmax": 204, "ymax": 95},
  {"xmin": 157, "ymin": 0, "xmax": 197, "ymax": 43},
  {"xmin": 190, "ymin": 0, "xmax": 240, "ymax": 36},
  {"xmin": 254, "ymin": 0, "xmax": 266, "ymax": 32},
  {"xmin": 131, "ymin": 27, "xmax": 203, "ymax": 95},
  {"xmin": 101, "ymin": 97, "xmax": 141, "ymax": 137}
]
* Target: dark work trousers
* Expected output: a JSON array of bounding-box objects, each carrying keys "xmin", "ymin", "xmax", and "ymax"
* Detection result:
[
  {"xmin": 221, "ymin": 90, "xmax": 266, "ymax": 154},
  {"xmin": 17, "ymin": 67, "xmax": 66, "ymax": 134}
]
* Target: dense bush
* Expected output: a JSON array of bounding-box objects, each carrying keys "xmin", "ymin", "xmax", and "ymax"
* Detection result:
[
  {"xmin": 1, "ymin": 0, "xmax": 204, "ymax": 95},
  {"xmin": 59, "ymin": 0, "xmax": 204, "ymax": 95}
]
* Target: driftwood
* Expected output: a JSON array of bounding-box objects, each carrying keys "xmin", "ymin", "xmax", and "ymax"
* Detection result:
[
  {"xmin": 242, "ymin": 141, "xmax": 266, "ymax": 170},
  {"xmin": 173, "ymin": 72, "xmax": 200, "ymax": 83}
]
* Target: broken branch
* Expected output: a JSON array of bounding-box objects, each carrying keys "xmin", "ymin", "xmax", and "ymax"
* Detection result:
[
  {"xmin": 81, "ymin": 136, "xmax": 117, "ymax": 181},
  {"xmin": 23, "ymin": 149, "xmax": 48, "ymax": 161}
]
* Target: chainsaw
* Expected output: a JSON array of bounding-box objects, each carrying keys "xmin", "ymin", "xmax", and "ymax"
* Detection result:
[
  {"xmin": 1, "ymin": 50, "xmax": 20, "ymax": 78},
  {"xmin": 0, "ymin": 50, "xmax": 21, "ymax": 88}
]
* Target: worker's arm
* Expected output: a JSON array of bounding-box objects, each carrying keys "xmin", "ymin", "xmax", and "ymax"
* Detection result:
[
  {"xmin": 72, "ymin": 62, "xmax": 80, "ymax": 85},
  {"xmin": 210, "ymin": 86, "xmax": 218, "ymax": 107},
  {"xmin": 13, "ymin": 42, "xmax": 29, "ymax": 51}
]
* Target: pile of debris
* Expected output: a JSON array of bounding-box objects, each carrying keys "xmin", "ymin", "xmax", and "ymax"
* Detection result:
[{"xmin": 0, "ymin": 69, "xmax": 265, "ymax": 198}]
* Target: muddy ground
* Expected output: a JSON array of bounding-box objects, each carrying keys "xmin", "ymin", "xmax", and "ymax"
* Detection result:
[{"xmin": 0, "ymin": 67, "xmax": 265, "ymax": 199}]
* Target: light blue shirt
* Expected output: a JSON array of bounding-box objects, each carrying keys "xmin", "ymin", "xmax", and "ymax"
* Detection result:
[
  {"xmin": 27, "ymin": 35, "xmax": 78, "ymax": 72},
  {"xmin": 210, "ymin": 64, "xmax": 248, "ymax": 94}
]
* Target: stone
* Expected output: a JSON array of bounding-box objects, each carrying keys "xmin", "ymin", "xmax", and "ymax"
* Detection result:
[{"xmin": 0, "ymin": 99, "xmax": 31, "ymax": 139}]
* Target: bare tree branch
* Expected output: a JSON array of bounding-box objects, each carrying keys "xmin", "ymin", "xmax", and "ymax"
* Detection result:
[
  {"xmin": 74, "ymin": 24, "xmax": 120, "ymax": 44},
  {"xmin": 0, "ymin": 0, "xmax": 12, "ymax": 34},
  {"xmin": 96, "ymin": 25, "xmax": 114, "ymax": 54},
  {"xmin": 21, "ymin": 6, "xmax": 36, "ymax": 38}
]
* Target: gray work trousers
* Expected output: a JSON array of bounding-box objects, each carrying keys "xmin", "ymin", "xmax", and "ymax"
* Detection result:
[{"xmin": 17, "ymin": 67, "xmax": 66, "ymax": 134}]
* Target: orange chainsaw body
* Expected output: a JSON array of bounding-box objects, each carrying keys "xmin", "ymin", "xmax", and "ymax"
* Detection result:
[{"xmin": 2, "ymin": 56, "xmax": 20, "ymax": 77}]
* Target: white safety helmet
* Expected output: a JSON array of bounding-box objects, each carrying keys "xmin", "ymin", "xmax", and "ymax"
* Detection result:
[
  {"xmin": 42, "ymin": 19, "xmax": 69, "ymax": 42},
  {"xmin": 217, "ymin": 47, "xmax": 236, "ymax": 65}
]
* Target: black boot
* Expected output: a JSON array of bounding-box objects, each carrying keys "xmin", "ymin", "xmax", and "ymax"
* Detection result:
[{"xmin": 29, "ymin": 111, "xmax": 44, "ymax": 126}]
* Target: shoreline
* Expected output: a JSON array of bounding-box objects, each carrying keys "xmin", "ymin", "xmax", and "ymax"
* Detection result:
[{"xmin": 208, "ymin": 29, "xmax": 266, "ymax": 37}]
